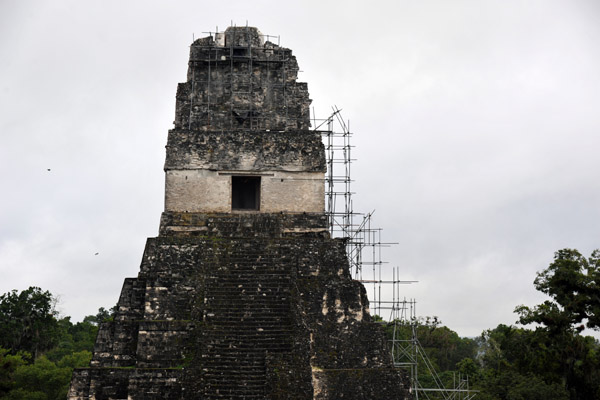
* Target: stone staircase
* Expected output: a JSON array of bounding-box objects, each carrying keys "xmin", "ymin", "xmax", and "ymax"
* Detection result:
[
  {"xmin": 198, "ymin": 242, "xmax": 293, "ymax": 399},
  {"xmin": 69, "ymin": 229, "xmax": 409, "ymax": 399}
]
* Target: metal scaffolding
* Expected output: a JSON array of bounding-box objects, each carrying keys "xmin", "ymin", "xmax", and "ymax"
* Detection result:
[
  {"xmin": 314, "ymin": 107, "xmax": 476, "ymax": 399},
  {"xmin": 313, "ymin": 106, "xmax": 409, "ymax": 313},
  {"xmin": 190, "ymin": 23, "xmax": 303, "ymax": 131},
  {"xmin": 390, "ymin": 299, "xmax": 476, "ymax": 400}
]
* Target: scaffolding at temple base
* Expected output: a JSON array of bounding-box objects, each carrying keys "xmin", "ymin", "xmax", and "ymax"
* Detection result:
[
  {"xmin": 390, "ymin": 299, "xmax": 477, "ymax": 400},
  {"xmin": 314, "ymin": 107, "xmax": 476, "ymax": 399}
]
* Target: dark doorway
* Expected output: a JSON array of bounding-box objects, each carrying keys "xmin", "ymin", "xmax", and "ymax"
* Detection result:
[{"xmin": 232, "ymin": 176, "xmax": 260, "ymax": 210}]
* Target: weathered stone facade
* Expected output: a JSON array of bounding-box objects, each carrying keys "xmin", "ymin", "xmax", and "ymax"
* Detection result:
[{"xmin": 69, "ymin": 26, "xmax": 409, "ymax": 399}]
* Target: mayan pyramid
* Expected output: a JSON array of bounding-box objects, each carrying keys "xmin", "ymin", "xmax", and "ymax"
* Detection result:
[{"xmin": 68, "ymin": 26, "xmax": 409, "ymax": 400}]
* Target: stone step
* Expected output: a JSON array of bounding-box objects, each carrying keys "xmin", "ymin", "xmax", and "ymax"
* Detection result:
[
  {"xmin": 204, "ymin": 341, "xmax": 292, "ymax": 348},
  {"xmin": 205, "ymin": 289, "xmax": 290, "ymax": 294},
  {"xmin": 204, "ymin": 378, "xmax": 266, "ymax": 383},
  {"xmin": 201, "ymin": 366, "xmax": 265, "ymax": 373},
  {"xmin": 203, "ymin": 396, "xmax": 265, "ymax": 399},
  {"xmin": 204, "ymin": 341, "xmax": 291, "ymax": 349},
  {"xmin": 202, "ymin": 336, "xmax": 292, "ymax": 343},
  {"xmin": 204, "ymin": 291, "xmax": 290, "ymax": 297},
  {"xmin": 203, "ymin": 392, "xmax": 265, "ymax": 399},
  {"xmin": 200, "ymin": 353, "xmax": 267, "ymax": 360},
  {"xmin": 204, "ymin": 321, "xmax": 292, "ymax": 327},
  {"xmin": 205, "ymin": 292, "xmax": 290, "ymax": 297},
  {"xmin": 205, "ymin": 277, "xmax": 291, "ymax": 283},
  {"xmin": 205, "ymin": 282, "xmax": 291, "ymax": 287},
  {"xmin": 203, "ymin": 383, "xmax": 265, "ymax": 391},
  {"xmin": 200, "ymin": 360, "xmax": 266, "ymax": 367},
  {"xmin": 202, "ymin": 369, "xmax": 265, "ymax": 376},
  {"xmin": 202, "ymin": 363, "xmax": 266, "ymax": 370},
  {"xmin": 206, "ymin": 272, "xmax": 290, "ymax": 277},
  {"xmin": 203, "ymin": 302, "xmax": 290, "ymax": 308},
  {"xmin": 203, "ymin": 320, "xmax": 292, "ymax": 326},
  {"xmin": 201, "ymin": 324, "xmax": 291, "ymax": 331},
  {"xmin": 212, "ymin": 259, "xmax": 289, "ymax": 263},
  {"xmin": 202, "ymin": 342, "xmax": 290, "ymax": 351},
  {"xmin": 204, "ymin": 386, "xmax": 265, "ymax": 393},
  {"xmin": 204, "ymin": 392, "xmax": 266, "ymax": 397},
  {"xmin": 208, "ymin": 266, "xmax": 290, "ymax": 270},
  {"xmin": 205, "ymin": 319, "xmax": 291, "ymax": 330},
  {"xmin": 204, "ymin": 289, "xmax": 290, "ymax": 295},
  {"xmin": 204, "ymin": 299, "xmax": 290, "ymax": 305},
  {"xmin": 203, "ymin": 309, "xmax": 291, "ymax": 314},
  {"xmin": 204, "ymin": 336, "xmax": 291, "ymax": 342},
  {"xmin": 204, "ymin": 301, "xmax": 289, "ymax": 306},
  {"xmin": 203, "ymin": 382, "xmax": 265, "ymax": 390},
  {"xmin": 203, "ymin": 370, "xmax": 265, "ymax": 376},
  {"xmin": 203, "ymin": 348, "xmax": 291, "ymax": 355},
  {"xmin": 204, "ymin": 324, "xmax": 292, "ymax": 330},
  {"xmin": 203, "ymin": 312, "xmax": 290, "ymax": 318}
]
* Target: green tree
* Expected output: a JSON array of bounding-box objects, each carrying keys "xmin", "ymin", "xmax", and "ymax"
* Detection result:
[
  {"xmin": 5, "ymin": 356, "xmax": 73, "ymax": 400},
  {"xmin": 0, "ymin": 287, "xmax": 102, "ymax": 400},
  {"xmin": 0, "ymin": 347, "xmax": 28, "ymax": 397},
  {"xmin": 45, "ymin": 317, "xmax": 98, "ymax": 363},
  {"xmin": 388, "ymin": 317, "xmax": 478, "ymax": 372},
  {"xmin": 516, "ymin": 249, "xmax": 600, "ymax": 333},
  {"xmin": 476, "ymin": 370, "xmax": 569, "ymax": 400},
  {"xmin": 0, "ymin": 287, "xmax": 59, "ymax": 358},
  {"xmin": 513, "ymin": 249, "xmax": 600, "ymax": 400},
  {"xmin": 474, "ymin": 324, "xmax": 580, "ymax": 400},
  {"xmin": 383, "ymin": 317, "xmax": 479, "ymax": 393}
]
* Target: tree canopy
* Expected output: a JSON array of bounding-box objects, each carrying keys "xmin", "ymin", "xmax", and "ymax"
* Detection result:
[
  {"xmin": 516, "ymin": 249, "xmax": 600, "ymax": 333},
  {"xmin": 0, "ymin": 287, "xmax": 99, "ymax": 400},
  {"xmin": 383, "ymin": 248, "xmax": 600, "ymax": 400},
  {"xmin": 0, "ymin": 287, "xmax": 59, "ymax": 359}
]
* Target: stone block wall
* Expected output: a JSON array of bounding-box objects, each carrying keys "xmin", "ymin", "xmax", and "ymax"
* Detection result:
[
  {"xmin": 69, "ymin": 214, "xmax": 409, "ymax": 399},
  {"xmin": 164, "ymin": 130, "xmax": 325, "ymax": 214},
  {"xmin": 164, "ymin": 170, "xmax": 324, "ymax": 213},
  {"xmin": 158, "ymin": 212, "xmax": 329, "ymax": 237},
  {"xmin": 165, "ymin": 130, "xmax": 325, "ymax": 172},
  {"xmin": 174, "ymin": 27, "xmax": 310, "ymax": 132}
]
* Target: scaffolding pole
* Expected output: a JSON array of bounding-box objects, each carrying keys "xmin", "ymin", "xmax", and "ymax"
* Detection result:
[{"xmin": 315, "ymin": 108, "xmax": 476, "ymax": 399}]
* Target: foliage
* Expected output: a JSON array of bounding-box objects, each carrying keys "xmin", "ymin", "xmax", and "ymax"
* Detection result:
[
  {"xmin": 5, "ymin": 356, "xmax": 73, "ymax": 400},
  {"xmin": 475, "ymin": 370, "xmax": 569, "ymax": 400},
  {"xmin": 82, "ymin": 305, "xmax": 117, "ymax": 326},
  {"xmin": 473, "ymin": 322, "xmax": 600, "ymax": 400},
  {"xmin": 0, "ymin": 287, "xmax": 100, "ymax": 400},
  {"xmin": 382, "ymin": 317, "xmax": 478, "ymax": 391},
  {"xmin": 0, "ymin": 348, "xmax": 28, "ymax": 397},
  {"xmin": 0, "ymin": 287, "xmax": 59, "ymax": 359},
  {"xmin": 44, "ymin": 317, "xmax": 98, "ymax": 363},
  {"xmin": 516, "ymin": 249, "xmax": 600, "ymax": 333},
  {"xmin": 379, "ymin": 248, "xmax": 600, "ymax": 400},
  {"xmin": 512, "ymin": 249, "xmax": 600, "ymax": 400},
  {"xmin": 386, "ymin": 317, "xmax": 478, "ymax": 366}
]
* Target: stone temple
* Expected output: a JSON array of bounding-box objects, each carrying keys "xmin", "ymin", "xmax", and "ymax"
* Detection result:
[{"xmin": 69, "ymin": 26, "xmax": 409, "ymax": 399}]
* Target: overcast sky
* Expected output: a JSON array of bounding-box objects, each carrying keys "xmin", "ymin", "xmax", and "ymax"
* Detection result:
[{"xmin": 1, "ymin": 0, "xmax": 599, "ymax": 338}]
